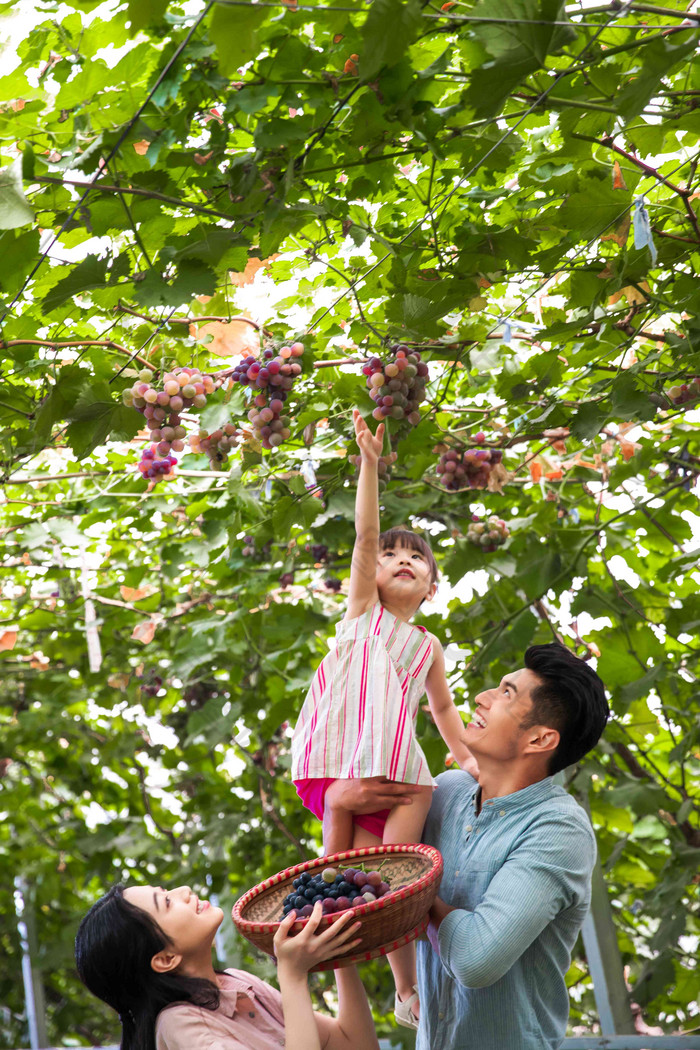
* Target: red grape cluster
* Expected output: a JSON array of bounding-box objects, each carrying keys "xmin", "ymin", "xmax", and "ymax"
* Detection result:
[
  {"xmin": 306, "ymin": 543, "xmax": 329, "ymax": 562},
  {"xmin": 467, "ymin": 514, "xmax": 510, "ymax": 552},
  {"xmin": 667, "ymin": 378, "xmax": 700, "ymax": 405},
  {"xmin": 362, "ymin": 345, "xmax": 430, "ymax": 426},
  {"xmin": 437, "ymin": 447, "xmax": 503, "ymax": 491},
  {"xmin": 280, "ymin": 865, "xmax": 394, "ymax": 919},
  {"xmin": 136, "ymin": 445, "xmax": 175, "ymax": 480},
  {"xmin": 189, "ymin": 424, "xmax": 242, "ymax": 469},
  {"xmin": 241, "ymin": 535, "xmax": 271, "ymax": 560},
  {"xmin": 324, "ymin": 577, "xmax": 342, "ymax": 593},
  {"xmin": 231, "ymin": 341, "xmax": 305, "ymax": 450},
  {"xmin": 125, "ymin": 366, "xmax": 217, "ymax": 481},
  {"xmin": 139, "ymin": 673, "xmax": 163, "ymax": 698}
]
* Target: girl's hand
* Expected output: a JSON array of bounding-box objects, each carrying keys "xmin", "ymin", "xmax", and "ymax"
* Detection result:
[
  {"xmin": 353, "ymin": 409, "xmax": 392, "ymax": 467},
  {"xmin": 273, "ymin": 903, "xmax": 362, "ymax": 979}
]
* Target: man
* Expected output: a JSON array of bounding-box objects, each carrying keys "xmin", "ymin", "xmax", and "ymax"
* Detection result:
[{"xmin": 325, "ymin": 642, "xmax": 609, "ymax": 1049}]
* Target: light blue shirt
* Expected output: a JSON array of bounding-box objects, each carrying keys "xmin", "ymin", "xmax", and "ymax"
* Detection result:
[{"xmin": 416, "ymin": 770, "xmax": 596, "ymax": 1050}]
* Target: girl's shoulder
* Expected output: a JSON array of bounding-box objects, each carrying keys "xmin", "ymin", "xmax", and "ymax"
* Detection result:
[{"xmin": 337, "ymin": 599, "xmax": 383, "ymax": 632}]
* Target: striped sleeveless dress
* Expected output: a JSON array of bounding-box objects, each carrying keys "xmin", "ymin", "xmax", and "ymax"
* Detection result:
[{"xmin": 292, "ymin": 602, "xmax": 436, "ymax": 787}]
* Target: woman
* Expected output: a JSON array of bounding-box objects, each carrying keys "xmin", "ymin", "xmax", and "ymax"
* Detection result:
[{"xmin": 75, "ymin": 883, "xmax": 380, "ymax": 1050}]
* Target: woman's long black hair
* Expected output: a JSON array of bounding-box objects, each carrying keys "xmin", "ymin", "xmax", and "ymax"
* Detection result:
[{"xmin": 75, "ymin": 885, "xmax": 220, "ymax": 1050}]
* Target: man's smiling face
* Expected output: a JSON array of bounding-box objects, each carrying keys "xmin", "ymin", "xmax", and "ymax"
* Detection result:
[{"xmin": 465, "ymin": 668, "xmax": 544, "ymax": 763}]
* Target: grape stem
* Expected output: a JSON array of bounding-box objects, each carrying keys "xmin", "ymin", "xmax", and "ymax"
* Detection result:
[
  {"xmin": 115, "ymin": 303, "xmax": 266, "ymax": 331},
  {"xmin": 0, "ymin": 339, "xmax": 154, "ymax": 368}
]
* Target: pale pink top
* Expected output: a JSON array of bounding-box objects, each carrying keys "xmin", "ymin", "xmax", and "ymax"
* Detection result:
[
  {"xmin": 291, "ymin": 601, "xmax": 436, "ymax": 787},
  {"xmin": 155, "ymin": 970, "xmax": 286, "ymax": 1050}
]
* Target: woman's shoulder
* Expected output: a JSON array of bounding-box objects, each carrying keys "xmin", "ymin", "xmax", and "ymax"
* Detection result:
[{"xmin": 155, "ymin": 1001, "xmax": 216, "ymax": 1049}]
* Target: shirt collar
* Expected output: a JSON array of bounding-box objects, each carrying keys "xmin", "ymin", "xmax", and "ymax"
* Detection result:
[
  {"xmin": 470, "ymin": 776, "xmax": 556, "ymax": 813},
  {"xmin": 217, "ymin": 971, "xmax": 256, "ymax": 1019}
]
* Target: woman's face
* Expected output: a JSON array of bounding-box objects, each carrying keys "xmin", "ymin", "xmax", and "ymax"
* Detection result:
[{"xmin": 123, "ymin": 885, "xmax": 223, "ymax": 961}]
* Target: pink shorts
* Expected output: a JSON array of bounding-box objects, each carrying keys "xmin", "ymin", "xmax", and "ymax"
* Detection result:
[{"xmin": 294, "ymin": 777, "xmax": 390, "ymax": 840}]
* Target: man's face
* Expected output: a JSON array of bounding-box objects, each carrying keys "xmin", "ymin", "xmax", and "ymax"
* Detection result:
[{"xmin": 464, "ymin": 667, "xmax": 542, "ymax": 764}]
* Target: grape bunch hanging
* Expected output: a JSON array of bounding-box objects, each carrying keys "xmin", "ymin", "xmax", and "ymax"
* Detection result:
[
  {"xmin": 189, "ymin": 425, "xmax": 242, "ymax": 469},
  {"xmin": 124, "ymin": 367, "xmax": 216, "ymax": 480},
  {"xmin": 363, "ymin": 345, "xmax": 430, "ymax": 425},
  {"xmin": 667, "ymin": 378, "xmax": 700, "ymax": 406},
  {"xmin": 231, "ymin": 341, "xmax": 305, "ymax": 450},
  {"xmin": 348, "ymin": 451, "xmax": 394, "ymax": 492},
  {"xmin": 467, "ymin": 515, "xmax": 510, "ymax": 551},
  {"xmin": 436, "ymin": 447, "xmax": 503, "ymax": 491}
]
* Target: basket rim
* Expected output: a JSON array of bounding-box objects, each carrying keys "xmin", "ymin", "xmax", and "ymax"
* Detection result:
[
  {"xmin": 310, "ymin": 915, "xmax": 429, "ymax": 972},
  {"xmin": 232, "ymin": 843, "xmax": 443, "ymax": 934}
]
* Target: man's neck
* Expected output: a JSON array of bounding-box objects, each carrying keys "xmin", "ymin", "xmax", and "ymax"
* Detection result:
[{"xmin": 474, "ymin": 762, "xmax": 548, "ymax": 813}]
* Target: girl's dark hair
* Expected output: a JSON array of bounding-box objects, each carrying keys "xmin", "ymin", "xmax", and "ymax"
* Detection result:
[
  {"xmin": 378, "ymin": 527, "xmax": 439, "ymax": 585},
  {"xmin": 75, "ymin": 885, "xmax": 220, "ymax": 1050},
  {"xmin": 521, "ymin": 643, "xmax": 610, "ymax": 776}
]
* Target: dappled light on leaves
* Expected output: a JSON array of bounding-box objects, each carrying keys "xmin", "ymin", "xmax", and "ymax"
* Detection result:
[{"xmin": 1, "ymin": 0, "xmax": 699, "ymax": 1043}]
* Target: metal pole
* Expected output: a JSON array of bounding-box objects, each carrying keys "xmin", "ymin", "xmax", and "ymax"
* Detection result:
[
  {"xmin": 14, "ymin": 876, "xmax": 48, "ymax": 1049},
  {"xmin": 575, "ymin": 793, "xmax": 636, "ymax": 1036}
]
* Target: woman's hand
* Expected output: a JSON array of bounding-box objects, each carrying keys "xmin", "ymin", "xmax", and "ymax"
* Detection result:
[
  {"xmin": 274, "ymin": 903, "xmax": 362, "ymax": 980},
  {"xmin": 353, "ymin": 409, "xmax": 393, "ymax": 467}
]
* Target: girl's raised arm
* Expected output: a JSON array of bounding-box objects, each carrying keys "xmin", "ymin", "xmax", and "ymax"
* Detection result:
[
  {"xmin": 425, "ymin": 638, "xmax": 479, "ymax": 775},
  {"xmin": 345, "ymin": 409, "xmax": 389, "ymax": 620}
]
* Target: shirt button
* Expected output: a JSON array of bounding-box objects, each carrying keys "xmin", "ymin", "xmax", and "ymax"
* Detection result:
[
  {"xmin": 455, "ymin": 870, "xmax": 459, "ymax": 877},
  {"xmin": 499, "ymin": 809, "xmax": 506, "ymax": 816},
  {"xmin": 466, "ymin": 825, "xmax": 473, "ymax": 832},
  {"xmin": 438, "ymin": 1012, "xmax": 444, "ymax": 1019}
]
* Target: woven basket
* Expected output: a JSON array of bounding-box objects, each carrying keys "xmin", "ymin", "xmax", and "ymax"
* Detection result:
[{"xmin": 232, "ymin": 844, "xmax": 443, "ymax": 971}]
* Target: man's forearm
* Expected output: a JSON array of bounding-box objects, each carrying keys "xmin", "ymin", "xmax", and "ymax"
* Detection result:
[{"xmin": 427, "ymin": 897, "xmax": 455, "ymax": 954}]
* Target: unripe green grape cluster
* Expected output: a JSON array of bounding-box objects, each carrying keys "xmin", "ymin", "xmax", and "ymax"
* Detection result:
[
  {"xmin": 363, "ymin": 345, "xmax": 430, "ymax": 426},
  {"xmin": 467, "ymin": 515, "xmax": 509, "ymax": 552}
]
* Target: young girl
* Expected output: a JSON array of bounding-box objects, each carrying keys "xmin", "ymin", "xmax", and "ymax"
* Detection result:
[{"xmin": 292, "ymin": 408, "xmax": 476, "ymax": 1029}]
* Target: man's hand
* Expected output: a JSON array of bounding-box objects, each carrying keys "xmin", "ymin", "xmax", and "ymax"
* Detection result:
[
  {"xmin": 427, "ymin": 897, "xmax": 455, "ymax": 954},
  {"xmin": 325, "ymin": 776, "xmax": 423, "ymax": 814}
]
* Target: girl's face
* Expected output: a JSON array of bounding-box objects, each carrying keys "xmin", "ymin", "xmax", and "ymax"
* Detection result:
[
  {"xmin": 123, "ymin": 885, "xmax": 223, "ymax": 961},
  {"xmin": 376, "ymin": 542, "xmax": 436, "ymax": 606}
]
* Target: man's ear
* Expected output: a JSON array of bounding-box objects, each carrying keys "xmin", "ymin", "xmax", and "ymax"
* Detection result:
[
  {"xmin": 523, "ymin": 726, "xmax": 559, "ymax": 759},
  {"xmin": 151, "ymin": 949, "xmax": 182, "ymax": 975}
]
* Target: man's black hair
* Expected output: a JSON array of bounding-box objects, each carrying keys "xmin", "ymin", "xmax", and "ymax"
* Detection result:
[{"xmin": 521, "ymin": 643, "xmax": 609, "ymax": 775}]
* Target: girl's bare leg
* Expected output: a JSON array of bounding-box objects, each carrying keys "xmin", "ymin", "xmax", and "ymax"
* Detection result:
[
  {"xmin": 322, "ymin": 804, "xmax": 354, "ymax": 856},
  {"xmin": 382, "ymin": 787, "xmax": 434, "ymax": 1021}
]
